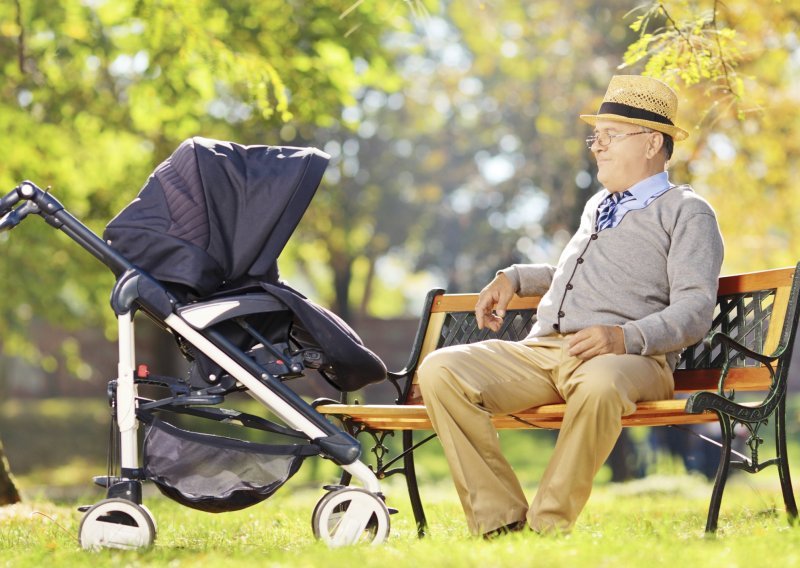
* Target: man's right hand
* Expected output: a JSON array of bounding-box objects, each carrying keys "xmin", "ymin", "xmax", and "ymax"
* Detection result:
[{"xmin": 475, "ymin": 272, "xmax": 515, "ymax": 332}]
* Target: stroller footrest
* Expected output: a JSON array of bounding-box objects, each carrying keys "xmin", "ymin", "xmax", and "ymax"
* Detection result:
[
  {"xmin": 92, "ymin": 475, "xmax": 119, "ymax": 488},
  {"xmin": 171, "ymin": 395, "xmax": 225, "ymax": 406},
  {"xmin": 92, "ymin": 476, "xmax": 144, "ymax": 503},
  {"xmin": 316, "ymin": 432, "xmax": 362, "ymax": 465},
  {"xmin": 138, "ymin": 395, "xmax": 225, "ymax": 412}
]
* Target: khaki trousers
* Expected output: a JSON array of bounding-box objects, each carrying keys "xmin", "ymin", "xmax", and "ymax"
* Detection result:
[{"xmin": 417, "ymin": 335, "xmax": 673, "ymax": 535}]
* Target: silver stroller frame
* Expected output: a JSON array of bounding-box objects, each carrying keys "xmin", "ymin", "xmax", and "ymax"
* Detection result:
[{"xmin": 1, "ymin": 181, "xmax": 391, "ymax": 548}]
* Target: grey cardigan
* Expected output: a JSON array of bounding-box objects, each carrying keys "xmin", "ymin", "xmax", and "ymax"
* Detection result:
[{"xmin": 501, "ymin": 184, "xmax": 724, "ymax": 370}]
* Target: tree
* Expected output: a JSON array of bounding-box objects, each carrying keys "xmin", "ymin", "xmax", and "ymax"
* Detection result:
[
  {"xmin": 0, "ymin": 0, "xmax": 405, "ymax": 364},
  {"xmin": 280, "ymin": 0, "xmax": 648, "ymax": 319},
  {"xmin": 2, "ymin": 0, "xmax": 798, "ymax": 490},
  {"xmin": 0, "ymin": 440, "xmax": 21, "ymax": 505},
  {"xmin": 0, "ymin": 0, "xmax": 409, "ymax": 496},
  {"xmin": 355, "ymin": 0, "xmax": 646, "ymax": 292},
  {"xmin": 316, "ymin": 0, "xmax": 800, "ymax": 302},
  {"xmin": 621, "ymin": 0, "xmax": 800, "ymax": 272}
]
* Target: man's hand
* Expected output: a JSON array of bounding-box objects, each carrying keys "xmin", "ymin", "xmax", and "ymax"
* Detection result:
[
  {"xmin": 567, "ymin": 325, "xmax": 626, "ymax": 360},
  {"xmin": 475, "ymin": 273, "xmax": 515, "ymax": 332}
]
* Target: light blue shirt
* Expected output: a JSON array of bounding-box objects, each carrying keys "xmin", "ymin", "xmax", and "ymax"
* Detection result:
[{"xmin": 601, "ymin": 171, "xmax": 673, "ymax": 229}]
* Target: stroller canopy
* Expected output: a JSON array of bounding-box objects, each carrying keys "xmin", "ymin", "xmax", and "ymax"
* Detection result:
[
  {"xmin": 105, "ymin": 136, "xmax": 329, "ymax": 296},
  {"xmin": 105, "ymin": 137, "xmax": 386, "ymax": 392}
]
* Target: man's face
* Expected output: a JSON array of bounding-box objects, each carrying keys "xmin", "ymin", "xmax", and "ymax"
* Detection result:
[{"xmin": 590, "ymin": 120, "xmax": 651, "ymax": 192}]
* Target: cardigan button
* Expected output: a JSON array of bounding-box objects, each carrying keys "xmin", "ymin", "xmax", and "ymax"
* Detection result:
[
  {"xmin": 591, "ymin": 233, "xmax": 598, "ymax": 240},
  {"xmin": 558, "ymin": 311, "xmax": 565, "ymax": 317},
  {"xmin": 552, "ymin": 323, "xmax": 560, "ymax": 332},
  {"xmin": 566, "ymin": 283, "xmax": 573, "ymax": 290},
  {"xmin": 577, "ymin": 257, "xmax": 584, "ymax": 264}
]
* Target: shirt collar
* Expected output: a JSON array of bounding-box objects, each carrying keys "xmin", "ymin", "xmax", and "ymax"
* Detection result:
[{"xmin": 622, "ymin": 171, "xmax": 671, "ymax": 203}]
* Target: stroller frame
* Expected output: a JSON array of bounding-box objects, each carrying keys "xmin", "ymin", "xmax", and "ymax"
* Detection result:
[{"xmin": 1, "ymin": 181, "xmax": 390, "ymax": 548}]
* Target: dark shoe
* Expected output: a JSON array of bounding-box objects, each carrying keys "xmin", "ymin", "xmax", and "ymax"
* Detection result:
[{"xmin": 482, "ymin": 520, "xmax": 528, "ymax": 540}]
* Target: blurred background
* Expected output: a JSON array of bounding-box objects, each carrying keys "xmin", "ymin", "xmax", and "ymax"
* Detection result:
[{"xmin": 1, "ymin": 0, "xmax": 799, "ymax": 499}]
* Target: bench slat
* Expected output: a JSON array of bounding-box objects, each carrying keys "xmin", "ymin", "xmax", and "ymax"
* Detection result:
[
  {"xmin": 432, "ymin": 294, "xmax": 539, "ymax": 313},
  {"xmin": 716, "ymin": 266, "xmax": 794, "ymax": 295},
  {"xmin": 428, "ymin": 267, "xmax": 795, "ymax": 315},
  {"xmin": 673, "ymin": 366, "xmax": 772, "ymax": 392},
  {"xmin": 317, "ymin": 399, "xmax": 740, "ymax": 430},
  {"xmin": 403, "ymin": 366, "xmax": 774, "ymax": 405}
]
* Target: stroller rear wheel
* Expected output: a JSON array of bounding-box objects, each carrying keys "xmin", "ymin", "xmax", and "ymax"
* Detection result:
[
  {"xmin": 312, "ymin": 488, "xmax": 390, "ymax": 546},
  {"xmin": 78, "ymin": 498, "xmax": 157, "ymax": 550}
]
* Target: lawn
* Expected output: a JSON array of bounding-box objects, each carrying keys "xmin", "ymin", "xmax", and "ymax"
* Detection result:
[
  {"xmin": 4, "ymin": 397, "xmax": 800, "ymax": 566},
  {"xmin": 3, "ymin": 473, "xmax": 800, "ymax": 567}
]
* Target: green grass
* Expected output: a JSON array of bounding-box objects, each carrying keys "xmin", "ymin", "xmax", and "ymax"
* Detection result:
[
  {"xmin": 6, "ymin": 397, "xmax": 800, "ymax": 565},
  {"xmin": 3, "ymin": 475, "xmax": 800, "ymax": 567}
]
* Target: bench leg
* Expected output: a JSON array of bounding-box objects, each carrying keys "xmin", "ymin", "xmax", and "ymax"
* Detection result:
[
  {"xmin": 333, "ymin": 421, "xmax": 431, "ymax": 536},
  {"xmin": 776, "ymin": 398, "xmax": 798, "ymax": 522},
  {"xmin": 403, "ymin": 430, "xmax": 428, "ymax": 538},
  {"xmin": 706, "ymin": 412, "xmax": 733, "ymax": 533}
]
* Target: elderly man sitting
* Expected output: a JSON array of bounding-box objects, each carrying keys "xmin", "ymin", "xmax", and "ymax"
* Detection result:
[{"xmin": 418, "ymin": 75, "xmax": 724, "ymax": 538}]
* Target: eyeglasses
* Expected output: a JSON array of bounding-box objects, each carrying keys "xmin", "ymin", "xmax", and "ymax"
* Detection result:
[{"xmin": 585, "ymin": 130, "xmax": 648, "ymax": 149}]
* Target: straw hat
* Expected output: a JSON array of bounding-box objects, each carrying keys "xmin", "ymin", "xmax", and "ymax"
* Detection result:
[{"xmin": 580, "ymin": 75, "xmax": 688, "ymax": 141}]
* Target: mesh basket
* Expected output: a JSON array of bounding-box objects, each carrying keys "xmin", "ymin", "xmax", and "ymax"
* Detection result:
[{"xmin": 142, "ymin": 418, "xmax": 318, "ymax": 513}]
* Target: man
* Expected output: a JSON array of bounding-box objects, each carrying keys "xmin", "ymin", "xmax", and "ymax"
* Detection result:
[{"xmin": 417, "ymin": 75, "xmax": 724, "ymax": 537}]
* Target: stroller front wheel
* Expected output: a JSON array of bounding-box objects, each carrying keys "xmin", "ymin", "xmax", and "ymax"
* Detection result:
[
  {"xmin": 312, "ymin": 487, "xmax": 390, "ymax": 547},
  {"xmin": 78, "ymin": 498, "xmax": 157, "ymax": 550}
]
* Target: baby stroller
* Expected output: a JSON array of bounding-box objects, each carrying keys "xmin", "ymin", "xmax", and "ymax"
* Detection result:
[{"xmin": 0, "ymin": 137, "xmax": 393, "ymax": 549}]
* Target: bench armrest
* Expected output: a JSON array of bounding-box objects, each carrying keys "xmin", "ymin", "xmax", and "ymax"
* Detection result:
[
  {"xmin": 684, "ymin": 332, "xmax": 780, "ymax": 417},
  {"xmin": 703, "ymin": 331, "xmax": 779, "ymax": 397},
  {"xmin": 704, "ymin": 331, "xmax": 780, "ymax": 368},
  {"xmin": 383, "ymin": 288, "xmax": 446, "ymax": 403},
  {"xmin": 401, "ymin": 288, "xmax": 446, "ymax": 369}
]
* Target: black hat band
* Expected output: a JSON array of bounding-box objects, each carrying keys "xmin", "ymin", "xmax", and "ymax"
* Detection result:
[{"xmin": 597, "ymin": 101, "xmax": 674, "ymax": 126}]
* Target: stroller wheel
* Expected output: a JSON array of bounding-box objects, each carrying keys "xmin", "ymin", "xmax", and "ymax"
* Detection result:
[
  {"xmin": 78, "ymin": 498, "xmax": 157, "ymax": 550},
  {"xmin": 311, "ymin": 488, "xmax": 390, "ymax": 547}
]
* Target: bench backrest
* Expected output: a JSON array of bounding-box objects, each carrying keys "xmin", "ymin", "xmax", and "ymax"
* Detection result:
[{"xmin": 402, "ymin": 266, "xmax": 800, "ymax": 405}]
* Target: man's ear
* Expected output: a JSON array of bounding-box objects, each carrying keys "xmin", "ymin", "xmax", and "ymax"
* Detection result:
[{"xmin": 647, "ymin": 131, "xmax": 665, "ymax": 159}]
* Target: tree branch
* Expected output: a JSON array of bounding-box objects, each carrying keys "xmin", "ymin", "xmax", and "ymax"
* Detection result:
[
  {"xmin": 711, "ymin": 0, "xmax": 736, "ymax": 96},
  {"xmin": 15, "ymin": 0, "xmax": 25, "ymax": 74},
  {"xmin": 657, "ymin": 1, "xmax": 702, "ymax": 73}
]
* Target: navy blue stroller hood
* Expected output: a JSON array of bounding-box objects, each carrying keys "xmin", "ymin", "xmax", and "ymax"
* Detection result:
[{"xmin": 104, "ymin": 136, "xmax": 387, "ymax": 392}]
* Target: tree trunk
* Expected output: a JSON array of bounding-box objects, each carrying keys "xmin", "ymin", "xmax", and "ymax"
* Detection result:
[
  {"xmin": 331, "ymin": 254, "xmax": 353, "ymax": 322},
  {"xmin": 358, "ymin": 256, "xmax": 377, "ymax": 319},
  {"xmin": 0, "ymin": 440, "xmax": 21, "ymax": 505}
]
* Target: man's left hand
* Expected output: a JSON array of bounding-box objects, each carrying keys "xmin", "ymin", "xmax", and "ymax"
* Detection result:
[{"xmin": 567, "ymin": 325, "xmax": 626, "ymax": 360}]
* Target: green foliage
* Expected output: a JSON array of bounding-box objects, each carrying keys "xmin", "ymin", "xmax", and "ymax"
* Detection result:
[
  {"xmin": 623, "ymin": 1, "xmax": 745, "ymax": 100},
  {"xmin": 305, "ymin": 0, "xmax": 647, "ymax": 306},
  {"xmin": 0, "ymin": 0, "xmax": 407, "ymax": 364},
  {"xmin": 620, "ymin": 0, "xmax": 800, "ymax": 273},
  {"xmin": 2, "ymin": 0, "xmax": 800, "ymax": 382}
]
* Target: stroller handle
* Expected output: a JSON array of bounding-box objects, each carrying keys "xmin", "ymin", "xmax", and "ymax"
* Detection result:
[
  {"xmin": 0, "ymin": 182, "xmax": 27, "ymax": 217},
  {"xmin": 2, "ymin": 180, "xmax": 133, "ymax": 275},
  {"xmin": 0, "ymin": 200, "xmax": 39, "ymax": 233},
  {"xmin": 0, "ymin": 182, "xmax": 39, "ymax": 232}
]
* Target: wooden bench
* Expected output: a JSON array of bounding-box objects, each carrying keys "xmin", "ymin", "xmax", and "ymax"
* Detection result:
[{"xmin": 318, "ymin": 265, "xmax": 800, "ymax": 534}]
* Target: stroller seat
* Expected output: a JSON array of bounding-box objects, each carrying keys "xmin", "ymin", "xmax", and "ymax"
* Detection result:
[
  {"xmin": 174, "ymin": 287, "xmax": 350, "ymax": 392},
  {"xmin": 177, "ymin": 293, "xmax": 287, "ymax": 330}
]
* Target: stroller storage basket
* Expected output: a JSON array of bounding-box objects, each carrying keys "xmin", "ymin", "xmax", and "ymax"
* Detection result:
[{"xmin": 143, "ymin": 417, "xmax": 318, "ymax": 513}]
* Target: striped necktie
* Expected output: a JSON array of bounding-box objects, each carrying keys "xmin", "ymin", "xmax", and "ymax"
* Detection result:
[{"xmin": 596, "ymin": 191, "xmax": 633, "ymax": 232}]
